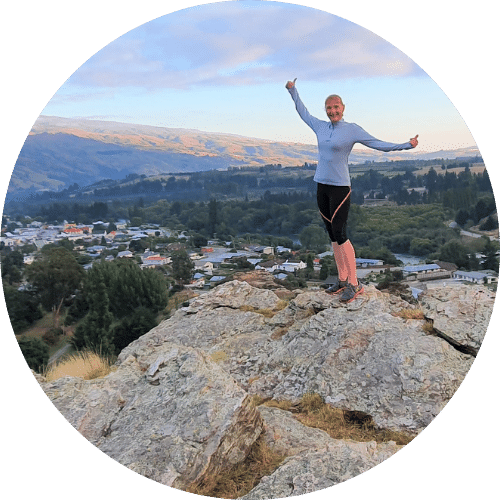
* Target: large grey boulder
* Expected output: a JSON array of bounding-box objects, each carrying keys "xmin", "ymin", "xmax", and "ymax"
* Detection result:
[
  {"xmin": 123, "ymin": 281, "xmax": 476, "ymax": 433},
  {"xmin": 420, "ymin": 284, "xmax": 495, "ymax": 351},
  {"xmin": 36, "ymin": 274, "xmax": 494, "ymax": 498},
  {"xmin": 41, "ymin": 342, "xmax": 263, "ymax": 490}
]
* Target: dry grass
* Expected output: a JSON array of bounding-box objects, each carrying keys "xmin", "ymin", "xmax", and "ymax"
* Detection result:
[
  {"xmin": 239, "ymin": 299, "xmax": 289, "ymax": 319},
  {"xmin": 262, "ymin": 399, "xmax": 293, "ymax": 411},
  {"xmin": 393, "ymin": 308, "xmax": 425, "ymax": 320},
  {"xmin": 270, "ymin": 326, "xmax": 289, "ymax": 340},
  {"xmin": 192, "ymin": 392, "xmax": 415, "ymax": 497},
  {"xmin": 294, "ymin": 393, "xmax": 414, "ymax": 446},
  {"xmin": 210, "ymin": 350, "xmax": 228, "ymax": 363},
  {"xmin": 44, "ymin": 351, "xmax": 113, "ymax": 382},
  {"xmin": 274, "ymin": 300, "xmax": 289, "ymax": 312},
  {"xmin": 239, "ymin": 305, "xmax": 274, "ymax": 318},
  {"xmin": 422, "ymin": 320, "xmax": 435, "ymax": 333},
  {"xmin": 187, "ymin": 434, "xmax": 286, "ymax": 499}
]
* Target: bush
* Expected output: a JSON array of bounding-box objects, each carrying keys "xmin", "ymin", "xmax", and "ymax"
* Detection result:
[
  {"xmin": 42, "ymin": 327, "xmax": 64, "ymax": 346},
  {"xmin": 17, "ymin": 337, "xmax": 49, "ymax": 373}
]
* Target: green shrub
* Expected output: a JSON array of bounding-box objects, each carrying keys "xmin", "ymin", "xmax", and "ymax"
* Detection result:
[
  {"xmin": 42, "ymin": 327, "xmax": 64, "ymax": 346},
  {"xmin": 17, "ymin": 337, "xmax": 49, "ymax": 373}
]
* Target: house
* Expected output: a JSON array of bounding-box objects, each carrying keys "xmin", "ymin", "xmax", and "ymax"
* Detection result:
[
  {"xmin": 255, "ymin": 260, "xmax": 283, "ymax": 272},
  {"xmin": 453, "ymin": 270, "xmax": 498, "ymax": 284},
  {"xmin": 62, "ymin": 226, "xmax": 91, "ymax": 236},
  {"xmin": 403, "ymin": 263, "xmax": 452, "ymax": 282},
  {"xmin": 277, "ymin": 259, "xmax": 306, "ymax": 273},
  {"xmin": 209, "ymin": 275, "xmax": 226, "ymax": 283},
  {"xmin": 276, "ymin": 246, "xmax": 292, "ymax": 254},
  {"xmin": 245, "ymin": 245, "xmax": 275, "ymax": 255},
  {"xmin": 194, "ymin": 261, "xmax": 214, "ymax": 275},
  {"xmin": 141, "ymin": 255, "xmax": 171, "ymax": 267},
  {"xmin": 318, "ymin": 251, "xmax": 334, "ymax": 259},
  {"xmin": 117, "ymin": 250, "xmax": 134, "ymax": 259},
  {"xmin": 356, "ymin": 258, "xmax": 384, "ymax": 267},
  {"xmin": 186, "ymin": 278, "xmax": 205, "ymax": 289},
  {"xmin": 23, "ymin": 255, "xmax": 35, "ymax": 265},
  {"xmin": 434, "ymin": 261, "xmax": 458, "ymax": 272},
  {"xmin": 247, "ymin": 258, "xmax": 263, "ymax": 266},
  {"xmin": 87, "ymin": 245, "xmax": 106, "ymax": 254},
  {"xmin": 0, "ymin": 237, "xmax": 16, "ymax": 247}
]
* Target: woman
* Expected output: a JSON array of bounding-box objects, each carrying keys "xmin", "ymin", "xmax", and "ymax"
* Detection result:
[{"xmin": 286, "ymin": 78, "xmax": 418, "ymax": 303}]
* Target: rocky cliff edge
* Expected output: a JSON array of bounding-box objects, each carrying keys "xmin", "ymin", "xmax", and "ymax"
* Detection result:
[{"xmin": 36, "ymin": 271, "xmax": 495, "ymax": 498}]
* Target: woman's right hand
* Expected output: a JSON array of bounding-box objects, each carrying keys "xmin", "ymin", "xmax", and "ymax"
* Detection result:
[{"xmin": 285, "ymin": 78, "xmax": 297, "ymax": 89}]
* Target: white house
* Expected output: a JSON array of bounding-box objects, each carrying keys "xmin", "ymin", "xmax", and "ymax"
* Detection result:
[
  {"xmin": 277, "ymin": 259, "xmax": 306, "ymax": 273},
  {"xmin": 453, "ymin": 270, "xmax": 498, "ymax": 284},
  {"xmin": 117, "ymin": 250, "xmax": 134, "ymax": 259},
  {"xmin": 23, "ymin": 255, "xmax": 35, "ymax": 265}
]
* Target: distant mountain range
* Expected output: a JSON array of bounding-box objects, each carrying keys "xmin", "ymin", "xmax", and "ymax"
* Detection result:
[{"xmin": 7, "ymin": 115, "xmax": 480, "ymax": 196}]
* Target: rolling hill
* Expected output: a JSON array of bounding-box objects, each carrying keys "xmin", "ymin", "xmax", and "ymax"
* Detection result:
[{"xmin": 8, "ymin": 115, "xmax": 480, "ymax": 196}]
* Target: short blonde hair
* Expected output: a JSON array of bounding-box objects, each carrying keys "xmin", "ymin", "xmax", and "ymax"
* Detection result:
[{"xmin": 325, "ymin": 94, "xmax": 345, "ymax": 107}]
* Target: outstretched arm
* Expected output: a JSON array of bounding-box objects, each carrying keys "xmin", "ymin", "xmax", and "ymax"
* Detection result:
[
  {"xmin": 285, "ymin": 78, "xmax": 321, "ymax": 132},
  {"xmin": 355, "ymin": 125, "xmax": 418, "ymax": 152}
]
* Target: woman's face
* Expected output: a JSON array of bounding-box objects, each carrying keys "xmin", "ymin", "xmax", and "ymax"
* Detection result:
[{"xmin": 325, "ymin": 97, "xmax": 345, "ymax": 123}]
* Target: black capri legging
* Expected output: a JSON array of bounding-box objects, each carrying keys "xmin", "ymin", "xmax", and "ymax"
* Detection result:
[{"xmin": 316, "ymin": 183, "xmax": 351, "ymax": 244}]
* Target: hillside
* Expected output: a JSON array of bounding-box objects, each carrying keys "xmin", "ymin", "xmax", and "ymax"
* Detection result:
[{"xmin": 9, "ymin": 115, "xmax": 480, "ymax": 196}]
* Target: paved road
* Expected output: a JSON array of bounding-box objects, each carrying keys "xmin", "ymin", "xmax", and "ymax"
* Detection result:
[
  {"xmin": 460, "ymin": 230, "xmax": 497, "ymax": 241},
  {"xmin": 48, "ymin": 343, "xmax": 72, "ymax": 365}
]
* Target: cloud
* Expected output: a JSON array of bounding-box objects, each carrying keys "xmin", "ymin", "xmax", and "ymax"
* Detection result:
[{"xmin": 66, "ymin": 2, "xmax": 422, "ymax": 90}]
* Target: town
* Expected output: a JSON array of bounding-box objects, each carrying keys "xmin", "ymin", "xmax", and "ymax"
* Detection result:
[{"xmin": 3, "ymin": 216, "xmax": 497, "ymax": 295}]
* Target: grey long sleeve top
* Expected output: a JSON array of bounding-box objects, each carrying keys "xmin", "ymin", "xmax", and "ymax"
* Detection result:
[{"xmin": 288, "ymin": 86, "xmax": 413, "ymax": 186}]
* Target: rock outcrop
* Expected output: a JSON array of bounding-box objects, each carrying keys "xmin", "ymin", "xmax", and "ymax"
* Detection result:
[
  {"xmin": 243, "ymin": 407, "xmax": 401, "ymax": 500},
  {"xmin": 37, "ymin": 272, "xmax": 495, "ymax": 498}
]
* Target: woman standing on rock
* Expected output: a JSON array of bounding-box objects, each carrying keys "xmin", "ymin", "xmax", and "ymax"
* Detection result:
[{"xmin": 286, "ymin": 78, "xmax": 418, "ymax": 303}]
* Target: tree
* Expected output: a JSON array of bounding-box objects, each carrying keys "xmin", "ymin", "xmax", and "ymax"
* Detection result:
[
  {"xmin": 455, "ymin": 209, "xmax": 469, "ymax": 227},
  {"xmin": 299, "ymin": 224, "xmax": 330, "ymax": 253},
  {"xmin": 438, "ymin": 241, "xmax": 469, "ymax": 269},
  {"xmin": 479, "ymin": 215, "xmax": 498, "ymax": 231},
  {"xmin": 103, "ymin": 260, "xmax": 168, "ymax": 318},
  {"xmin": 208, "ymin": 199, "xmax": 218, "ymax": 236},
  {"xmin": 3, "ymin": 285, "xmax": 43, "ymax": 333},
  {"xmin": 1, "ymin": 249, "xmax": 24, "ymax": 285},
  {"xmin": 481, "ymin": 238, "xmax": 499, "ymax": 271},
  {"xmin": 71, "ymin": 266, "xmax": 114, "ymax": 356},
  {"xmin": 319, "ymin": 262, "xmax": 329, "ymax": 280},
  {"xmin": 25, "ymin": 247, "xmax": 84, "ymax": 328},
  {"xmin": 171, "ymin": 250, "xmax": 194, "ymax": 286},
  {"xmin": 191, "ymin": 233, "xmax": 208, "ymax": 248},
  {"xmin": 112, "ymin": 307, "xmax": 158, "ymax": 353},
  {"xmin": 17, "ymin": 337, "xmax": 49, "ymax": 373}
]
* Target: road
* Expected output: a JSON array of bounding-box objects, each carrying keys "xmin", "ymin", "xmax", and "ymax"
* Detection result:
[{"xmin": 48, "ymin": 343, "xmax": 72, "ymax": 366}]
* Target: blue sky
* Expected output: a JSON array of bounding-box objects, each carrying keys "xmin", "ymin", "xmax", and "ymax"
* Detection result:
[{"xmin": 40, "ymin": 1, "xmax": 476, "ymax": 153}]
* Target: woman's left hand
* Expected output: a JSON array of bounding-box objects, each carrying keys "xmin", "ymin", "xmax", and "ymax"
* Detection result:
[{"xmin": 410, "ymin": 135, "xmax": 419, "ymax": 148}]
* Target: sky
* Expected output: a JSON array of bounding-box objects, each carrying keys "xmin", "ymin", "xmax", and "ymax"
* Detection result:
[{"xmin": 40, "ymin": 0, "xmax": 476, "ymax": 153}]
